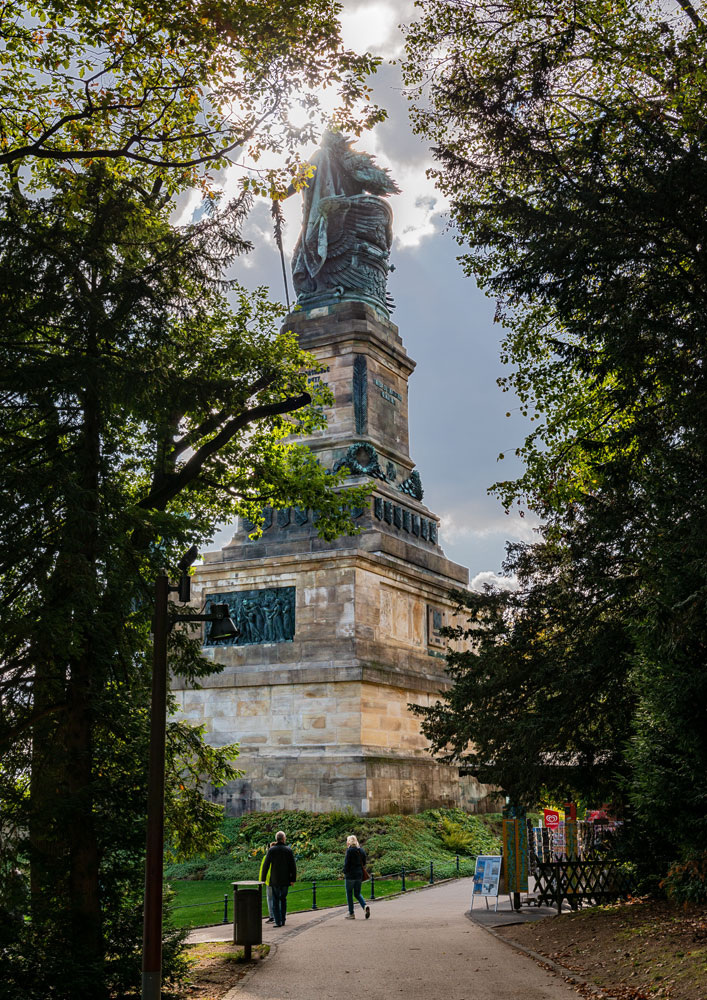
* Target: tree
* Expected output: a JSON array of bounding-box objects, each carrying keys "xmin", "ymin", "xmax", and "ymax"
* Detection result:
[
  {"xmin": 0, "ymin": 166, "xmax": 369, "ymax": 998},
  {"xmin": 413, "ymin": 534, "xmax": 636, "ymax": 808},
  {"xmin": 0, "ymin": 0, "xmax": 383, "ymax": 191},
  {"xmin": 404, "ymin": 0, "xmax": 707, "ymax": 860},
  {"xmin": 0, "ymin": 3, "xmax": 382, "ymax": 991}
]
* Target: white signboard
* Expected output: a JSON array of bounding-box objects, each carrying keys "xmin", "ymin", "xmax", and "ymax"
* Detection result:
[{"xmin": 471, "ymin": 855, "xmax": 502, "ymax": 911}]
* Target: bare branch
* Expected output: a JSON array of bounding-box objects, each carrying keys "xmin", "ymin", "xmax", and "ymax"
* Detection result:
[{"xmin": 675, "ymin": 0, "xmax": 703, "ymax": 28}]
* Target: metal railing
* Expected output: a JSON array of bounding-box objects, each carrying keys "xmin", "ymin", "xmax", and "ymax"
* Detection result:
[{"xmin": 170, "ymin": 856, "xmax": 470, "ymax": 925}]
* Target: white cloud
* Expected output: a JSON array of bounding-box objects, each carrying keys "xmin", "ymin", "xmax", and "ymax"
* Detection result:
[
  {"xmin": 471, "ymin": 570, "xmax": 519, "ymax": 592},
  {"xmin": 392, "ymin": 173, "xmax": 447, "ymax": 249},
  {"xmin": 170, "ymin": 187, "xmax": 202, "ymax": 227},
  {"xmin": 340, "ymin": 0, "xmax": 418, "ymax": 58},
  {"xmin": 439, "ymin": 509, "xmax": 539, "ymax": 546}
]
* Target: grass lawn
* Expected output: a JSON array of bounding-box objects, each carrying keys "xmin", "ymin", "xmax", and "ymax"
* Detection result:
[{"xmin": 168, "ymin": 876, "xmax": 429, "ymax": 930}]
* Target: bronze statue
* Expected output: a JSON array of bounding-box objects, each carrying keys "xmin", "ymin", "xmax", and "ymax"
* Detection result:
[{"xmin": 287, "ymin": 131, "xmax": 400, "ymax": 314}]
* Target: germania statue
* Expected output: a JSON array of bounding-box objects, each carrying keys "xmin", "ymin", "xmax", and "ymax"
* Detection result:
[{"xmin": 289, "ymin": 130, "xmax": 400, "ymax": 315}]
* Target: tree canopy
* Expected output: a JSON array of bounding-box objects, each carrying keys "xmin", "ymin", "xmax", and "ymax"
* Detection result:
[
  {"xmin": 404, "ymin": 0, "xmax": 707, "ymax": 866},
  {"xmin": 0, "ymin": 0, "xmax": 384, "ymax": 191},
  {"xmin": 0, "ymin": 162, "xmax": 370, "ymax": 997},
  {"xmin": 0, "ymin": 5, "xmax": 382, "ymax": 993}
]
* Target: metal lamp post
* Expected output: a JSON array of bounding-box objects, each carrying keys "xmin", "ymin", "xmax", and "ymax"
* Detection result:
[{"xmin": 142, "ymin": 548, "xmax": 238, "ymax": 1000}]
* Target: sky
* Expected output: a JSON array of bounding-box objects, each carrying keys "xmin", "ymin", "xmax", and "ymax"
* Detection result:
[{"xmin": 203, "ymin": 0, "xmax": 536, "ymax": 589}]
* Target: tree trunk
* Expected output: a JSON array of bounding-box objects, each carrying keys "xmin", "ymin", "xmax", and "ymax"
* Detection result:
[{"xmin": 29, "ymin": 373, "xmax": 106, "ymax": 996}]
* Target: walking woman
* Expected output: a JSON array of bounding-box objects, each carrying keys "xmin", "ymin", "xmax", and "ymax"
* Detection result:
[{"xmin": 343, "ymin": 835, "xmax": 370, "ymax": 920}]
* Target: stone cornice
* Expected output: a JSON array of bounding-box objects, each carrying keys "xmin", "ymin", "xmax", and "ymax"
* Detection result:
[{"xmin": 202, "ymin": 538, "xmax": 468, "ymax": 589}]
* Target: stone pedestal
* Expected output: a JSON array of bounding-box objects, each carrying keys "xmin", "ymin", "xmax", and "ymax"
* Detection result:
[{"xmin": 172, "ymin": 301, "xmax": 498, "ymax": 815}]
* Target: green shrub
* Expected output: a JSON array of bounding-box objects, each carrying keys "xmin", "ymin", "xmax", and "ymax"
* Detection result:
[
  {"xmin": 297, "ymin": 854, "xmax": 345, "ymax": 881},
  {"xmin": 163, "ymin": 806, "xmax": 502, "ymax": 888},
  {"xmin": 661, "ymin": 851, "xmax": 707, "ymax": 904},
  {"xmin": 438, "ymin": 818, "xmax": 475, "ymax": 854},
  {"xmin": 163, "ymin": 859, "xmax": 207, "ymax": 880}
]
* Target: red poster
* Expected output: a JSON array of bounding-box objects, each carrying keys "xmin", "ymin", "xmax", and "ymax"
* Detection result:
[{"xmin": 544, "ymin": 808, "xmax": 560, "ymax": 830}]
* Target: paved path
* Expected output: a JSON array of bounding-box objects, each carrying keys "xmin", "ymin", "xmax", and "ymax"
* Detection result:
[{"xmin": 199, "ymin": 879, "xmax": 581, "ymax": 1000}]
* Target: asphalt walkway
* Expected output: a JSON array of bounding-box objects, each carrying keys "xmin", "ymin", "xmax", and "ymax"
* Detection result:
[{"xmin": 190, "ymin": 879, "xmax": 583, "ymax": 1000}]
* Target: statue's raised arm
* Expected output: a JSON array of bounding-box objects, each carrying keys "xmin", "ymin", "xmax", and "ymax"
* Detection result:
[{"xmin": 290, "ymin": 131, "xmax": 400, "ymax": 316}]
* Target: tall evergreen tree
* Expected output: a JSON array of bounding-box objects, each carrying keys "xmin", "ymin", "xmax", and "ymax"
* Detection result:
[
  {"xmin": 404, "ymin": 0, "xmax": 707, "ymax": 862},
  {"xmin": 0, "ymin": 167, "xmax": 368, "ymax": 998}
]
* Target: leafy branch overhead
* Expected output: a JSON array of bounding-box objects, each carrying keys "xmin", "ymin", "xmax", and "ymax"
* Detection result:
[{"xmin": 0, "ymin": 0, "xmax": 385, "ymax": 191}]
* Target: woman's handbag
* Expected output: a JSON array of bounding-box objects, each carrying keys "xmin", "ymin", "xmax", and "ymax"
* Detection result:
[{"xmin": 360, "ymin": 849, "xmax": 369, "ymax": 881}]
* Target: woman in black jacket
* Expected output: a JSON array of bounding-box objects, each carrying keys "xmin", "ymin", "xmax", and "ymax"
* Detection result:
[{"xmin": 343, "ymin": 835, "xmax": 370, "ymax": 919}]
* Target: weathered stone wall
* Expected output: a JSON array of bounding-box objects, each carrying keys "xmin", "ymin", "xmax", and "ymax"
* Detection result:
[{"xmin": 171, "ymin": 300, "xmax": 501, "ymax": 816}]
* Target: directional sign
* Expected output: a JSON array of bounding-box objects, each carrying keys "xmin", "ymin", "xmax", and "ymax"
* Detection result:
[{"xmin": 544, "ymin": 809, "xmax": 561, "ymax": 830}]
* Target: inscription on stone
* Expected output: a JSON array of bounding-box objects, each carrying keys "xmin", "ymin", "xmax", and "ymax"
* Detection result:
[
  {"xmin": 204, "ymin": 587, "xmax": 295, "ymax": 646},
  {"xmin": 373, "ymin": 377, "xmax": 402, "ymax": 405},
  {"xmin": 427, "ymin": 604, "xmax": 446, "ymax": 648},
  {"xmin": 303, "ymin": 366, "xmax": 330, "ymax": 379}
]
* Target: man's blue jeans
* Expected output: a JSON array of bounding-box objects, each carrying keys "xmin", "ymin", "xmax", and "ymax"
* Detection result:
[
  {"xmin": 272, "ymin": 884, "xmax": 289, "ymax": 925},
  {"xmin": 345, "ymin": 878, "xmax": 367, "ymax": 915}
]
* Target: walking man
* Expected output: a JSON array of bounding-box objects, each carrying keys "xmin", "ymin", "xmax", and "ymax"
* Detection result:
[
  {"xmin": 259, "ymin": 842, "xmax": 277, "ymax": 922},
  {"xmin": 261, "ymin": 831, "xmax": 297, "ymax": 927}
]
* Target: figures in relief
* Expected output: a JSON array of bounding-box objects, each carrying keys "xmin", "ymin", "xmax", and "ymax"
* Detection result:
[{"xmin": 205, "ymin": 587, "xmax": 296, "ymax": 646}]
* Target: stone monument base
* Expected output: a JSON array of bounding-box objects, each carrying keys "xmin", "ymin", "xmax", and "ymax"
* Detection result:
[{"xmin": 172, "ymin": 299, "xmax": 502, "ymax": 817}]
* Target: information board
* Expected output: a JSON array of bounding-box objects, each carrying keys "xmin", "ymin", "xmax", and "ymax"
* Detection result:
[{"xmin": 472, "ymin": 855, "xmax": 502, "ymax": 897}]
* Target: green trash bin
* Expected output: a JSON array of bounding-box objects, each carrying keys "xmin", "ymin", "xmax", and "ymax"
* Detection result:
[{"xmin": 232, "ymin": 881, "xmax": 263, "ymax": 960}]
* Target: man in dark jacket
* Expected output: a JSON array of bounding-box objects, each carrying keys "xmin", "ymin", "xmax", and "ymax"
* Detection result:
[{"xmin": 261, "ymin": 830, "xmax": 297, "ymax": 927}]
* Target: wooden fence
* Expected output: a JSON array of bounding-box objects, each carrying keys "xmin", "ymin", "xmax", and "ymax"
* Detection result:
[{"xmin": 534, "ymin": 859, "xmax": 635, "ymax": 914}]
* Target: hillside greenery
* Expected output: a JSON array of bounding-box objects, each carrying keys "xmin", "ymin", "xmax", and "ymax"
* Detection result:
[{"xmin": 164, "ymin": 808, "xmax": 502, "ymax": 883}]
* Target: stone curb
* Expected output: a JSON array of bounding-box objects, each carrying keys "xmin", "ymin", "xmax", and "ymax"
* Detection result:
[
  {"xmin": 466, "ymin": 912, "xmax": 621, "ymax": 1000},
  {"xmin": 221, "ymin": 942, "xmax": 278, "ymax": 1000}
]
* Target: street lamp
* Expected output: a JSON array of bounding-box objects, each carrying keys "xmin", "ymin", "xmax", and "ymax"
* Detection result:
[{"xmin": 142, "ymin": 547, "xmax": 239, "ymax": 1000}]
